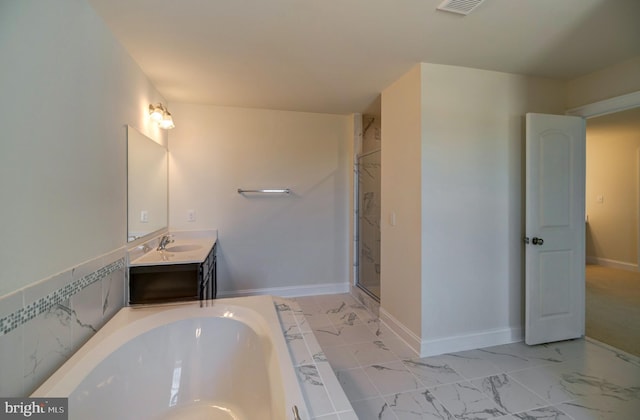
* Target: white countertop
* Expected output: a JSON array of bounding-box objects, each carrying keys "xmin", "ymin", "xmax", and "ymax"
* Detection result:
[{"xmin": 129, "ymin": 230, "xmax": 217, "ymax": 267}]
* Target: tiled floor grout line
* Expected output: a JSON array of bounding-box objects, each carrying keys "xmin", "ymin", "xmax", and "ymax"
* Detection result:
[
  {"xmin": 320, "ymin": 297, "xmax": 444, "ymax": 417},
  {"xmin": 504, "ymin": 368, "xmax": 579, "ymax": 418},
  {"xmin": 302, "ymin": 294, "xmax": 640, "ymax": 419},
  {"xmin": 317, "ymin": 296, "xmax": 430, "ymax": 419},
  {"xmin": 474, "ymin": 370, "xmax": 577, "ymax": 419}
]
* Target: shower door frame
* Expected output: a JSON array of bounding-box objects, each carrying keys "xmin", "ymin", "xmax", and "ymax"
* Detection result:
[{"xmin": 355, "ymin": 148, "xmax": 381, "ymax": 302}]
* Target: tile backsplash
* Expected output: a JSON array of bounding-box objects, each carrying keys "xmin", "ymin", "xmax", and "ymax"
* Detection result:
[{"xmin": 0, "ymin": 248, "xmax": 126, "ymax": 397}]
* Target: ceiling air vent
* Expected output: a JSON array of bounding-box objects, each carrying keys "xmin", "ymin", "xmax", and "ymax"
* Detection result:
[{"xmin": 436, "ymin": 0, "xmax": 487, "ymax": 16}]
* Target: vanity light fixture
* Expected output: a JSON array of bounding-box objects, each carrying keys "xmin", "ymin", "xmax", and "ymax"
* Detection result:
[{"xmin": 148, "ymin": 103, "xmax": 175, "ymax": 129}]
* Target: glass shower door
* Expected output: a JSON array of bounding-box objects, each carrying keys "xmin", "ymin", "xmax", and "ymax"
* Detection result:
[{"xmin": 356, "ymin": 149, "xmax": 381, "ymax": 300}]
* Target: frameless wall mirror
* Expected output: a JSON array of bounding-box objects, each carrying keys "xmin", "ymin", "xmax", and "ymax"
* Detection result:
[{"xmin": 127, "ymin": 125, "xmax": 168, "ymax": 242}]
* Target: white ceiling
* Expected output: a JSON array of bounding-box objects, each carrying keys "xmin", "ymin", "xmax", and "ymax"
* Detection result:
[{"xmin": 87, "ymin": 0, "xmax": 640, "ymax": 114}]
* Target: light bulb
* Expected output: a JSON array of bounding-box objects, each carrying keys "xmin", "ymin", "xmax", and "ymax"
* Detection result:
[
  {"xmin": 149, "ymin": 104, "xmax": 163, "ymax": 122},
  {"xmin": 159, "ymin": 112, "xmax": 175, "ymax": 129}
]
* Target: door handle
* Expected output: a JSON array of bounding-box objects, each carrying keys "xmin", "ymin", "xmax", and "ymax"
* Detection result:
[{"xmin": 532, "ymin": 237, "xmax": 544, "ymax": 246}]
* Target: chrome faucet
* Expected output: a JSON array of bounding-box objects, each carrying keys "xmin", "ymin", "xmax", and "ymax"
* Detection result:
[{"xmin": 156, "ymin": 234, "xmax": 174, "ymax": 251}]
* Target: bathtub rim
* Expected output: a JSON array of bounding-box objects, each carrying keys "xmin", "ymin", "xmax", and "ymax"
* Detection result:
[{"xmin": 31, "ymin": 295, "xmax": 309, "ymax": 419}]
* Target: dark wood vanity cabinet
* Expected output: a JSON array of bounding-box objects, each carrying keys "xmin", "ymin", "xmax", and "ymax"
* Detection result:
[
  {"xmin": 129, "ymin": 243, "xmax": 217, "ymax": 305},
  {"xmin": 199, "ymin": 243, "xmax": 217, "ymax": 300}
]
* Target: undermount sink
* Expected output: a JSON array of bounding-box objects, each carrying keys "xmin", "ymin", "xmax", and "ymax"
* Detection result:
[
  {"xmin": 131, "ymin": 232, "xmax": 217, "ymax": 266},
  {"xmin": 164, "ymin": 244, "xmax": 203, "ymax": 253}
]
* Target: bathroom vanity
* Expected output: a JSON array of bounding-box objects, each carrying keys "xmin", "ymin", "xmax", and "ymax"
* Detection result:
[
  {"xmin": 125, "ymin": 129, "xmax": 221, "ymax": 305},
  {"xmin": 128, "ymin": 232, "xmax": 217, "ymax": 305}
]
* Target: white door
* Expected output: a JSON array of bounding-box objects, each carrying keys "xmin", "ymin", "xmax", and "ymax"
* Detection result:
[{"xmin": 525, "ymin": 113, "xmax": 586, "ymax": 345}]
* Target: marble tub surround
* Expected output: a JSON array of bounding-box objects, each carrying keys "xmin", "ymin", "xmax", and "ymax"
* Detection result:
[
  {"xmin": 0, "ymin": 248, "xmax": 126, "ymax": 397},
  {"xmin": 295, "ymin": 293, "xmax": 640, "ymax": 420},
  {"xmin": 273, "ymin": 296, "xmax": 358, "ymax": 420},
  {"xmin": 128, "ymin": 229, "xmax": 217, "ymax": 266}
]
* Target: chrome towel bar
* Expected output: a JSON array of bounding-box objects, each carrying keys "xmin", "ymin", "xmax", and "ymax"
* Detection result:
[{"xmin": 237, "ymin": 188, "xmax": 291, "ymax": 194}]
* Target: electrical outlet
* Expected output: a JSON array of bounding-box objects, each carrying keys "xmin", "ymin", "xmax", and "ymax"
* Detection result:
[
  {"xmin": 187, "ymin": 209, "xmax": 196, "ymax": 222},
  {"xmin": 140, "ymin": 210, "xmax": 148, "ymax": 223}
]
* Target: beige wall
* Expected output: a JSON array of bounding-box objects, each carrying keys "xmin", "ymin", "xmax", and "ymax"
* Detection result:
[
  {"xmin": 586, "ymin": 107, "xmax": 640, "ymax": 267},
  {"xmin": 168, "ymin": 103, "xmax": 352, "ymax": 294},
  {"xmin": 380, "ymin": 57, "xmax": 640, "ymax": 351},
  {"xmin": 380, "ymin": 65, "xmax": 424, "ymax": 337},
  {"xmin": 381, "ymin": 57, "xmax": 640, "ymax": 353},
  {"xmin": 0, "ymin": 0, "xmax": 166, "ymax": 297},
  {"xmin": 567, "ymin": 56, "xmax": 640, "ymax": 109}
]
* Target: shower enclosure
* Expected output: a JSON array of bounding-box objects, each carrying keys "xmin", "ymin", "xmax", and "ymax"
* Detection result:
[{"xmin": 356, "ymin": 115, "xmax": 381, "ymax": 300}]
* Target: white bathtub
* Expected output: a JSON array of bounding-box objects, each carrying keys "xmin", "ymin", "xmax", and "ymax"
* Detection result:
[{"xmin": 32, "ymin": 296, "xmax": 309, "ymax": 420}]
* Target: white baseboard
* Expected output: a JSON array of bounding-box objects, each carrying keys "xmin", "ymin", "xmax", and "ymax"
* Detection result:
[
  {"xmin": 217, "ymin": 282, "xmax": 350, "ymax": 299},
  {"xmin": 419, "ymin": 327, "xmax": 523, "ymax": 357},
  {"xmin": 586, "ymin": 256, "xmax": 638, "ymax": 272},
  {"xmin": 379, "ymin": 307, "xmax": 523, "ymax": 358},
  {"xmin": 379, "ymin": 308, "xmax": 422, "ymax": 357}
]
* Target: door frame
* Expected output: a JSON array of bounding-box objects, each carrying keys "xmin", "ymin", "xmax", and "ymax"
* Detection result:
[
  {"xmin": 567, "ymin": 91, "xmax": 640, "ymax": 120},
  {"xmin": 564, "ymin": 91, "xmax": 640, "ymax": 333},
  {"xmin": 355, "ymin": 147, "xmax": 382, "ymax": 302},
  {"xmin": 566, "ymin": 90, "xmax": 640, "ymax": 270}
]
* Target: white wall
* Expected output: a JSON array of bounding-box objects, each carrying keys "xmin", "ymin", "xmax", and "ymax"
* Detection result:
[
  {"xmin": 168, "ymin": 103, "xmax": 352, "ymax": 295},
  {"xmin": 419, "ymin": 64, "xmax": 566, "ymax": 352},
  {"xmin": 0, "ymin": 0, "xmax": 167, "ymax": 396},
  {"xmin": 0, "ymin": 0, "xmax": 167, "ymax": 297},
  {"xmin": 381, "ymin": 63, "xmax": 567, "ymax": 355}
]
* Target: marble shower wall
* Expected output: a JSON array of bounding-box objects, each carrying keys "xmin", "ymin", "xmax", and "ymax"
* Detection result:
[
  {"xmin": 0, "ymin": 248, "xmax": 126, "ymax": 397},
  {"xmin": 362, "ymin": 115, "xmax": 381, "ymax": 154}
]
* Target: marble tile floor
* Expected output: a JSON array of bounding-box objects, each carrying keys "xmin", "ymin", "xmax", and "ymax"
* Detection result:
[{"xmin": 293, "ymin": 293, "xmax": 640, "ymax": 420}]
